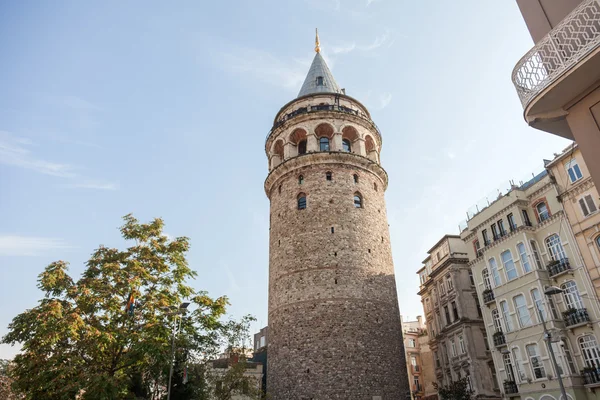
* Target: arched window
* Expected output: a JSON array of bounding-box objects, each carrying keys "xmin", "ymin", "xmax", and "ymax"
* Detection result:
[
  {"xmin": 536, "ymin": 202, "xmax": 550, "ymax": 222},
  {"xmin": 561, "ymin": 280, "xmax": 584, "ymax": 310},
  {"xmin": 545, "ymin": 234, "xmax": 566, "ymax": 261},
  {"xmin": 298, "ymin": 140, "xmax": 307, "ymax": 155},
  {"xmin": 353, "ymin": 174, "xmax": 359, "ymax": 184},
  {"xmin": 517, "ymin": 243, "xmax": 532, "ymax": 273},
  {"xmin": 579, "ymin": 335, "xmax": 600, "ymax": 367},
  {"xmin": 596, "ymin": 235, "xmax": 600, "ymax": 251},
  {"xmin": 298, "ymin": 175, "xmax": 304, "ymax": 185},
  {"xmin": 354, "ymin": 193, "xmax": 363, "ymax": 208},
  {"xmin": 297, "ymin": 193, "xmax": 307, "ymax": 210},
  {"xmin": 326, "ymin": 171, "xmax": 332, "ymax": 181},
  {"xmin": 342, "ymin": 139, "xmax": 351, "ymax": 152},
  {"xmin": 319, "ymin": 137, "xmax": 330, "ymax": 151},
  {"xmin": 482, "ymin": 269, "xmax": 491, "ymax": 290},
  {"xmin": 501, "ymin": 250, "xmax": 518, "ymax": 281},
  {"xmin": 488, "ymin": 258, "xmax": 501, "ymax": 287}
]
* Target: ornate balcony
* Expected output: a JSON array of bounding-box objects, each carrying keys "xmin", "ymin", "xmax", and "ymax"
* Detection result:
[
  {"xmin": 563, "ymin": 308, "xmax": 590, "ymax": 327},
  {"xmin": 482, "ymin": 289, "xmax": 495, "ymax": 305},
  {"xmin": 547, "ymin": 258, "xmax": 571, "ymax": 277},
  {"xmin": 583, "ymin": 365, "xmax": 600, "ymax": 385},
  {"xmin": 493, "ymin": 331, "xmax": 506, "ymax": 347},
  {"xmin": 512, "ymin": 0, "xmax": 600, "ymax": 137},
  {"xmin": 504, "ymin": 380, "xmax": 518, "ymax": 395}
]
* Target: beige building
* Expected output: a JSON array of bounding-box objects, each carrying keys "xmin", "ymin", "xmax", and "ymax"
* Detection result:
[
  {"xmin": 461, "ymin": 168, "xmax": 600, "ymax": 400},
  {"xmin": 512, "ymin": 0, "xmax": 600, "ymax": 187},
  {"xmin": 417, "ymin": 235, "xmax": 501, "ymax": 399},
  {"xmin": 402, "ymin": 316, "xmax": 437, "ymax": 400},
  {"xmin": 546, "ymin": 144, "xmax": 600, "ymax": 297}
]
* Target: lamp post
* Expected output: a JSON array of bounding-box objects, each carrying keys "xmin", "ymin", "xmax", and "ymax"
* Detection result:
[
  {"xmin": 541, "ymin": 286, "xmax": 568, "ymax": 400},
  {"xmin": 166, "ymin": 302, "xmax": 190, "ymax": 400}
]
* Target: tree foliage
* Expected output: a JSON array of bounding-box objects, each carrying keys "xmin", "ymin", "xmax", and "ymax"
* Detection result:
[
  {"xmin": 433, "ymin": 377, "xmax": 473, "ymax": 400},
  {"xmin": 2, "ymin": 215, "xmax": 236, "ymax": 400}
]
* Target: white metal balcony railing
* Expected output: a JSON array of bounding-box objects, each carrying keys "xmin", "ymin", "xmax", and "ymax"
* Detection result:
[{"xmin": 512, "ymin": 0, "xmax": 600, "ymax": 108}]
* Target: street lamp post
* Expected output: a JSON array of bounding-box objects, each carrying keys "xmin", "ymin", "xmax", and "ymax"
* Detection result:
[
  {"xmin": 541, "ymin": 287, "xmax": 568, "ymax": 400},
  {"xmin": 166, "ymin": 302, "xmax": 190, "ymax": 400}
]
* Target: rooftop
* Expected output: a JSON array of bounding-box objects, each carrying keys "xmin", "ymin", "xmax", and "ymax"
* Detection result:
[{"xmin": 297, "ymin": 30, "xmax": 342, "ymax": 98}]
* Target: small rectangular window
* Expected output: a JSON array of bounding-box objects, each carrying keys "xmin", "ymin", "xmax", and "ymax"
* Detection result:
[
  {"xmin": 491, "ymin": 224, "xmax": 499, "ymax": 241},
  {"xmin": 521, "ymin": 209, "xmax": 531, "ymax": 226},
  {"xmin": 579, "ymin": 194, "xmax": 598, "ymax": 217},
  {"xmin": 507, "ymin": 213, "xmax": 517, "ymax": 231},
  {"xmin": 566, "ymin": 159, "xmax": 583, "ymax": 183},
  {"xmin": 482, "ymin": 229, "xmax": 490, "ymax": 245}
]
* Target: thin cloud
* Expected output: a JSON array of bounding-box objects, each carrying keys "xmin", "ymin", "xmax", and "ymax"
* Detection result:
[
  {"xmin": 360, "ymin": 31, "xmax": 391, "ymax": 51},
  {"xmin": 379, "ymin": 93, "xmax": 392, "ymax": 109},
  {"xmin": 62, "ymin": 181, "xmax": 119, "ymax": 191},
  {"xmin": 332, "ymin": 43, "xmax": 357, "ymax": 54},
  {"xmin": 0, "ymin": 235, "xmax": 74, "ymax": 256}
]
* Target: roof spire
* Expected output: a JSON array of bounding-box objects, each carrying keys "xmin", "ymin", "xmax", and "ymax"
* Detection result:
[{"xmin": 315, "ymin": 28, "xmax": 321, "ymax": 53}]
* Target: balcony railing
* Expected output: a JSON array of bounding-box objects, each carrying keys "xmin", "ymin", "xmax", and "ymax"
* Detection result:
[
  {"xmin": 582, "ymin": 364, "xmax": 600, "ymax": 384},
  {"xmin": 563, "ymin": 308, "xmax": 590, "ymax": 327},
  {"xmin": 493, "ymin": 331, "xmax": 506, "ymax": 347},
  {"xmin": 504, "ymin": 380, "xmax": 519, "ymax": 394},
  {"xmin": 266, "ymin": 103, "xmax": 382, "ymax": 143},
  {"xmin": 483, "ymin": 289, "xmax": 495, "ymax": 304},
  {"xmin": 547, "ymin": 258, "xmax": 571, "ymax": 277},
  {"xmin": 512, "ymin": 0, "xmax": 600, "ymax": 108}
]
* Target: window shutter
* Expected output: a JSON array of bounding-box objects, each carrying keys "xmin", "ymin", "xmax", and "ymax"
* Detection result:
[
  {"xmin": 580, "ymin": 198, "xmax": 590, "ymax": 216},
  {"xmin": 585, "ymin": 195, "xmax": 597, "ymax": 213}
]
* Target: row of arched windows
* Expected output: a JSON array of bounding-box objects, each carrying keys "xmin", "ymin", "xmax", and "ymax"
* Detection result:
[{"xmin": 297, "ymin": 192, "xmax": 363, "ymax": 210}]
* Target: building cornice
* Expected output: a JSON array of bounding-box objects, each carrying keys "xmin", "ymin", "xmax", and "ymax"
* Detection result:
[{"xmin": 557, "ymin": 176, "xmax": 595, "ymax": 200}]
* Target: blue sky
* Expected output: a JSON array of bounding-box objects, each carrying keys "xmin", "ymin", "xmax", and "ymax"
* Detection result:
[{"xmin": 0, "ymin": 1, "xmax": 570, "ymax": 358}]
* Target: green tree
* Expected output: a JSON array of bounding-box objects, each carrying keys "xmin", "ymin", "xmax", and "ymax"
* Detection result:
[
  {"xmin": 433, "ymin": 377, "xmax": 473, "ymax": 400},
  {"xmin": 2, "ymin": 215, "xmax": 229, "ymax": 400}
]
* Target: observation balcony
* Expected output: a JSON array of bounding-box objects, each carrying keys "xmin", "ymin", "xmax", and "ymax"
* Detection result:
[
  {"xmin": 504, "ymin": 380, "xmax": 519, "ymax": 395},
  {"xmin": 563, "ymin": 307, "xmax": 591, "ymax": 327},
  {"xmin": 482, "ymin": 289, "xmax": 495, "ymax": 305},
  {"xmin": 512, "ymin": 0, "xmax": 600, "ymax": 138},
  {"xmin": 493, "ymin": 331, "xmax": 506, "ymax": 347},
  {"xmin": 547, "ymin": 258, "xmax": 571, "ymax": 277}
]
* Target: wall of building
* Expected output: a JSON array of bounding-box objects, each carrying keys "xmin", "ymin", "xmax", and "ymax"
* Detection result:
[{"xmin": 516, "ymin": 0, "xmax": 584, "ymax": 43}]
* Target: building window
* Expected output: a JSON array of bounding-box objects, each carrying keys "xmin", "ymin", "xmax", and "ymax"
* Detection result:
[
  {"xmin": 526, "ymin": 344, "xmax": 546, "ymax": 379},
  {"xmin": 408, "ymin": 338, "xmax": 416, "ymax": 348},
  {"xmin": 491, "ymin": 224, "xmax": 499, "ymax": 241},
  {"xmin": 459, "ymin": 335, "xmax": 466, "ymax": 354},
  {"xmin": 482, "ymin": 269, "xmax": 491, "ymax": 290},
  {"xmin": 298, "ymin": 140, "xmax": 307, "ymax": 155},
  {"xmin": 316, "ymin": 76, "xmax": 324, "ymax": 86},
  {"xmin": 319, "ymin": 137, "xmax": 330, "ymax": 151},
  {"xmin": 434, "ymin": 351, "xmax": 440, "ymax": 368},
  {"xmin": 413, "ymin": 375, "xmax": 420, "ymax": 391},
  {"xmin": 531, "ymin": 288, "xmax": 546, "ymax": 322},
  {"xmin": 343, "ymin": 139, "xmax": 351, "ymax": 152},
  {"xmin": 483, "ymin": 329, "xmax": 490, "ymax": 350},
  {"xmin": 451, "ymin": 301, "xmax": 459, "ymax": 320},
  {"xmin": 482, "ymin": 229, "xmax": 490, "ymax": 246},
  {"xmin": 468, "ymin": 271, "xmax": 475, "ymax": 286},
  {"xmin": 512, "ymin": 348, "xmax": 528, "ymax": 382},
  {"xmin": 566, "ymin": 159, "xmax": 583, "ymax": 183},
  {"xmin": 353, "ymin": 193, "xmax": 363, "ymax": 208},
  {"xmin": 326, "ymin": 171, "xmax": 332, "ymax": 181},
  {"xmin": 517, "ymin": 243, "xmax": 532, "ymax": 273},
  {"xmin": 561, "ymin": 339, "xmax": 577, "ymax": 374},
  {"xmin": 424, "ymin": 297, "xmax": 430, "ymax": 312},
  {"xmin": 353, "ymin": 174, "xmax": 359, "ymax": 184},
  {"xmin": 536, "ymin": 201, "xmax": 550, "ymax": 222},
  {"xmin": 561, "ymin": 280, "xmax": 584, "ymax": 310},
  {"xmin": 579, "ymin": 335, "xmax": 600, "ymax": 368},
  {"xmin": 500, "ymin": 301, "xmax": 514, "ymax": 332},
  {"xmin": 501, "ymin": 250, "xmax": 518, "ymax": 281},
  {"xmin": 446, "ymin": 275, "xmax": 453, "ymax": 291},
  {"xmin": 498, "ymin": 220, "xmax": 506, "ymax": 236},
  {"xmin": 476, "ymin": 297, "xmax": 483, "ymax": 318},
  {"xmin": 530, "ymin": 240, "xmax": 543, "ymax": 269},
  {"xmin": 503, "ymin": 352, "xmax": 515, "ymax": 382},
  {"xmin": 473, "ymin": 239, "xmax": 481, "ymax": 256},
  {"xmin": 450, "ymin": 338, "xmax": 457, "ymax": 357},
  {"xmin": 298, "ymin": 175, "xmax": 304, "ymax": 184},
  {"xmin": 492, "ymin": 309, "xmax": 502, "ymax": 332},
  {"xmin": 297, "ymin": 193, "xmax": 307, "ymax": 210},
  {"xmin": 513, "ymin": 294, "xmax": 532, "ymax": 328},
  {"xmin": 597, "ymin": 236, "xmax": 600, "ymax": 252},
  {"xmin": 278, "ymin": 185, "xmax": 282, "ymax": 194},
  {"xmin": 545, "ymin": 234, "xmax": 566, "ymax": 261},
  {"xmin": 579, "ymin": 194, "xmax": 598, "ymax": 217},
  {"xmin": 522, "ymin": 209, "xmax": 532, "ymax": 226},
  {"xmin": 489, "ymin": 258, "xmax": 501, "ymax": 287},
  {"xmin": 444, "ymin": 305, "xmax": 451, "ymax": 325},
  {"xmin": 507, "ymin": 213, "xmax": 517, "ymax": 231},
  {"xmin": 374, "ymin": 182, "xmax": 378, "ymax": 191}
]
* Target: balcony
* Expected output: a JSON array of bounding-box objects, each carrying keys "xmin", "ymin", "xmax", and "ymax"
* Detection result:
[
  {"xmin": 493, "ymin": 331, "xmax": 506, "ymax": 347},
  {"xmin": 482, "ymin": 289, "xmax": 495, "ymax": 305},
  {"xmin": 504, "ymin": 380, "xmax": 519, "ymax": 395},
  {"xmin": 563, "ymin": 308, "xmax": 591, "ymax": 327},
  {"xmin": 583, "ymin": 365, "xmax": 600, "ymax": 385},
  {"xmin": 547, "ymin": 258, "xmax": 571, "ymax": 277},
  {"xmin": 512, "ymin": 0, "xmax": 600, "ymax": 138}
]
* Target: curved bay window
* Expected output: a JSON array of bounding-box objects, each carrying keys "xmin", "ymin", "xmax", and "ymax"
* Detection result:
[
  {"xmin": 297, "ymin": 193, "xmax": 307, "ymax": 210},
  {"xmin": 319, "ymin": 137, "xmax": 330, "ymax": 151},
  {"xmin": 354, "ymin": 193, "xmax": 363, "ymax": 208},
  {"xmin": 298, "ymin": 140, "xmax": 307, "ymax": 155},
  {"xmin": 342, "ymin": 139, "xmax": 351, "ymax": 152}
]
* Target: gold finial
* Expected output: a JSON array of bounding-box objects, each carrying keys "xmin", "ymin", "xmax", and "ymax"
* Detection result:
[{"xmin": 315, "ymin": 28, "xmax": 321, "ymax": 53}]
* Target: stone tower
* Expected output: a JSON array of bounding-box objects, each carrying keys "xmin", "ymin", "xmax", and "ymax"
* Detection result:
[{"xmin": 264, "ymin": 32, "xmax": 409, "ymax": 400}]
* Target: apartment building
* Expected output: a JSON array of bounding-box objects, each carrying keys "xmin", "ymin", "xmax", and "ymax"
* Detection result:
[
  {"xmin": 512, "ymin": 0, "xmax": 600, "ymax": 187},
  {"xmin": 546, "ymin": 144, "xmax": 600, "ymax": 297},
  {"xmin": 417, "ymin": 236, "xmax": 501, "ymax": 399},
  {"xmin": 461, "ymin": 169, "xmax": 600, "ymax": 400},
  {"xmin": 402, "ymin": 315, "xmax": 437, "ymax": 400}
]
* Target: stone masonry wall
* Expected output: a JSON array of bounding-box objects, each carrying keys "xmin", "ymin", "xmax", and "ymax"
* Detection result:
[{"xmin": 266, "ymin": 158, "xmax": 409, "ymax": 400}]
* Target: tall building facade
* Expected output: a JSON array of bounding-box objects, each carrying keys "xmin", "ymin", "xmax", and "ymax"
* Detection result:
[
  {"xmin": 512, "ymin": 0, "xmax": 600, "ymax": 187},
  {"xmin": 417, "ymin": 236, "xmax": 501, "ymax": 399},
  {"xmin": 461, "ymin": 168, "xmax": 600, "ymax": 400},
  {"xmin": 402, "ymin": 316, "xmax": 437, "ymax": 400},
  {"xmin": 264, "ymin": 33, "xmax": 409, "ymax": 399}
]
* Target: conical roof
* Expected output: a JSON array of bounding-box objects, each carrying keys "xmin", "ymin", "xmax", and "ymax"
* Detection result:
[{"xmin": 297, "ymin": 52, "xmax": 341, "ymax": 98}]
